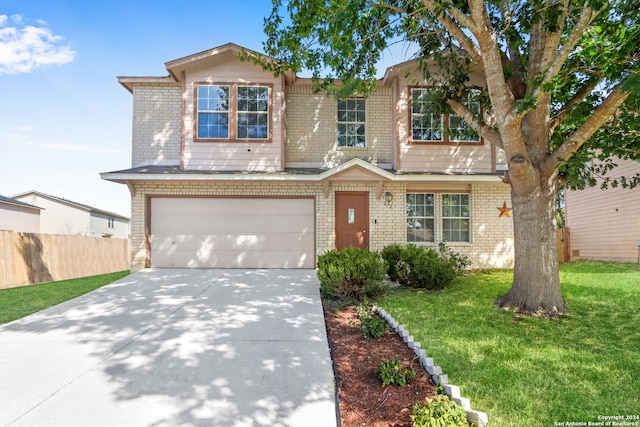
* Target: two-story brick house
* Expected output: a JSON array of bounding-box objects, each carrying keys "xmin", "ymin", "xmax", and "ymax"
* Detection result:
[{"xmin": 102, "ymin": 43, "xmax": 514, "ymax": 271}]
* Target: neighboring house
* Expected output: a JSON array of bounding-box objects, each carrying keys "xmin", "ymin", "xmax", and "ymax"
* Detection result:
[
  {"xmin": 11, "ymin": 191, "xmax": 130, "ymax": 238},
  {"xmin": 565, "ymin": 158, "xmax": 640, "ymax": 262},
  {"xmin": 102, "ymin": 43, "xmax": 514, "ymax": 271},
  {"xmin": 0, "ymin": 195, "xmax": 42, "ymax": 233}
]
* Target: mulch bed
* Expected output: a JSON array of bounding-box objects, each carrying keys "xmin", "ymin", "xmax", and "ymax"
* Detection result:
[{"xmin": 323, "ymin": 304, "xmax": 437, "ymax": 427}]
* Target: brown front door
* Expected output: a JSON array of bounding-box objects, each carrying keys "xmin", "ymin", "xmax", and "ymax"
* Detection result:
[{"xmin": 335, "ymin": 192, "xmax": 369, "ymax": 250}]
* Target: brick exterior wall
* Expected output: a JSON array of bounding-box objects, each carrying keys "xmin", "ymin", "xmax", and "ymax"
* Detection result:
[
  {"xmin": 131, "ymin": 84, "xmax": 181, "ymax": 167},
  {"xmin": 284, "ymin": 85, "xmax": 394, "ymax": 166},
  {"xmin": 468, "ymin": 183, "xmax": 514, "ymax": 268},
  {"xmin": 118, "ymin": 51, "xmax": 514, "ymax": 273},
  {"xmin": 129, "ymin": 180, "xmax": 513, "ymax": 271}
]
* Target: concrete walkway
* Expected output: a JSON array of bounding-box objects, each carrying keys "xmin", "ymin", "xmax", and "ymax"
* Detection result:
[{"xmin": 0, "ymin": 269, "xmax": 337, "ymax": 427}]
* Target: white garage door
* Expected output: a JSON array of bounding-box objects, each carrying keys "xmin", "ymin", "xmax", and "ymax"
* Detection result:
[{"xmin": 150, "ymin": 197, "xmax": 315, "ymax": 268}]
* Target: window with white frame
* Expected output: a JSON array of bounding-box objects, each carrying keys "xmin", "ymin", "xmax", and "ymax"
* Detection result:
[
  {"xmin": 337, "ymin": 98, "xmax": 366, "ymax": 147},
  {"xmin": 237, "ymin": 86, "xmax": 269, "ymax": 139},
  {"xmin": 442, "ymin": 194, "xmax": 470, "ymax": 242},
  {"xmin": 196, "ymin": 83, "xmax": 270, "ymax": 141},
  {"xmin": 406, "ymin": 193, "xmax": 470, "ymax": 243},
  {"xmin": 411, "ymin": 89, "xmax": 443, "ymax": 142},
  {"xmin": 406, "ymin": 193, "xmax": 435, "ymax": 242},
  {"xmin": 197, "ymin": 85, "xmax": 230, "ymax": 139},
  {"xmin": 411, "ymin": 88, "xmax": 481, "ymax": 143},
  {"xmin": 449, "ymin": 90, "xmax": 481, "ymax": 142},
  {"xmin": 108, "ymin": 217, "xmax": 115, "ymax": 229}
]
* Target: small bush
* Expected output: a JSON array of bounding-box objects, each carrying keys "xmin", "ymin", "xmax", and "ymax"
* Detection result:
[
  {"xmin": 317, "ymin": 247, "xmax": 388, "ymax": 302},
  {"xmin": 382, "ymin": 244, "xmax": 470, "ymax": 289},
  {"xmin": 438, "ymin": 242, "xmax": 472, "ymax": 275},
  {"xmin": 412, "ymin": 394, "xmax": 469, "ymax": 427},
  {"xmin": 381, "ymin": 244, "xmax": 404, "ymax": 282},
  {"xmin": 354, "ymin": 304, "xmax": 388, "ymax": 339},
  {"xmin": 376, "ymin": 358, "xmax": 416, "ymax": 386},
  {"xmin": 397, "ymin": 244, "xmax": 457, "ymax": 290}
]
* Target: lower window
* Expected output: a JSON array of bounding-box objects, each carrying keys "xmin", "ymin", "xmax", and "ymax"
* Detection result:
[{"xmin": 406, "ymin": 193, "xmax": 470, "ymax": 243}]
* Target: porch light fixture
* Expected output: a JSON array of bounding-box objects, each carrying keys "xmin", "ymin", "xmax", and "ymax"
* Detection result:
[{"xmin": 384, "ymin": 191, "xmax": 393, "ymax": 208}]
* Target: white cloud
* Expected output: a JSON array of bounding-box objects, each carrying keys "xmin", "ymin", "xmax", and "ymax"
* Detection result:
[
  {"xmin": 45, "ymin": 143, "xmax": 120, "ymax": 155},
  {"xmin": 0, "ymin": 14, "xmax": 75, "ymax": 74}
]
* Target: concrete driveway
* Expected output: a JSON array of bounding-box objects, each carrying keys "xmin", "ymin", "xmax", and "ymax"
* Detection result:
[{"xmin": 0, "ymin": 269, "xmax": 337, "ymax": 427}]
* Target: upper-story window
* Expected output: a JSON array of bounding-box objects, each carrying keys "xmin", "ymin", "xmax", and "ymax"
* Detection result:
[
  {"xmin": 107, "ymin": 217, "xmax": 115, "ymax": 228},
  {"xmin": 195, "ymin": 83, "xmax": 271, "ymax": 142},
  {"xmin": 197, "ymin": 85, "xmax": 230, "ymax": 139},
  {"xmin": 411, "ymin": 88, "xmax": 480, "ymax": 144},
  {"xmin": 337, "ymin": 98, "xmax": 366, "ymax": 147},
  {"xmin": 237, "ymin": 86, "xmax": 269, "ymax": 139}
]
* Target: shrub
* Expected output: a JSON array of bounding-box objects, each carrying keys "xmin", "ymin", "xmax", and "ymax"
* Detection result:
[
  {"xmin": 354, "ymin": 304, "xmax": 388, "ymax": 339},
  {"xmin": 397, "ymin": 244, "xmax": 457, "ymax": 290},
  {"xmin": 317, "ymin": 247, "xmax": 388, "ymax": 302},
  {"xmin": 376, "ymin": 358, "xmax": 416, "ymax": 386},
  {"xmin": 381, "ymin": 244, "xmax": 404, "ymax": 282},
  {"xmin": 412, "ymin": 394, "xmax": 469, "ymax": 427},
  {"xmin": 438, "ymin": 242, "xmax": 472, "ymax": 275}
]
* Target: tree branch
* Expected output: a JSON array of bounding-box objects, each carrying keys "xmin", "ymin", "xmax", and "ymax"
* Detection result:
[
  {"xmin": 533, "ymin": 5, "xmax": 601, "ymax": 99},
  {"xmin": 539, "ymin": 0, "xmax": 570, "ymax": 74},
  {"xmin": 498, "ymin": 0, "xmax": 528, "ymax": 99},
  {"xmin": 543, "ymin": 85, "xmax": 630, "ymax": 177},
  {"xmin": 549, "ymin": 75, "xmax": 600, "ymax": 133},
  {"xmin": 418, "ymin": 0, "xmax": 483, "ymax": 65},
  {"xmin": 465, "ymin": 0, "xmax": 518, "ymax": 132},
  {"xmin": 446, "ymin": 98, "xmax": 504, "ymax": 148}
]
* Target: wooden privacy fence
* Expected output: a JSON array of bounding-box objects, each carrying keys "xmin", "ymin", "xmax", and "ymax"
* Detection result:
[
  {"xmin": 0, "ymin": 231, "xmax": 130, "ymax": 289},
  {"xmin": 557, "ymin": 228, "xmax": 570, "ymax": 263}
]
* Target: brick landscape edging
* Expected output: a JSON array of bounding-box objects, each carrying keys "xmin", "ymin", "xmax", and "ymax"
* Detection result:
[{"xmin": 373, "ymin": 306, "xmax": 489, "ymax": 427}]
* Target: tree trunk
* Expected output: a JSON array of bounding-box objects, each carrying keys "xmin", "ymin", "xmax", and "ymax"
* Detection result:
[{"xmin": 496, "ymin": 177, "xmax": 567, "ymax": 317}]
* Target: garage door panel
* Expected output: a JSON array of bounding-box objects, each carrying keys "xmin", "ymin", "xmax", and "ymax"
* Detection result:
[
  {"xmin": 271, "ymin": 215, "xmax": 314, "ymax": 233},
  {"xmin": 150, "ymin": 198, "xmax": 315, "ymax": 269}
]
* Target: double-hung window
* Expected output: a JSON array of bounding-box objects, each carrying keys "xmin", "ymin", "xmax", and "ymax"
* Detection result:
[
  {"xmin": 337, "ymin": 98, "xmax": 366, "ymax": 147},
  {"xmin": 197, "ymin": 85, "xmax": 230, "ymax": 139},
  {"xmin": 441, "ymin": 194, "xmax": 470, "ymax": 242},
  {"xmin": 237, "ymin": 86, "xmax": 269, "ymax": 139},
  {"xmin": 196, "ymin": 83, "xmax": 270, "ymax": 141},
  {"xmin": 411, "ymin": 88, "xmax": 481, "ymax": 143},
  {"xmin": 406, "ymin": 193, "xmax": 470, "ymax": 242},
  {"xmin": 411, "ymin": 89, "xmax": 443, "ymax": 142},
  {"xmin": 406, "ymin": 193, "xmax": 435, "ymax": 242}
]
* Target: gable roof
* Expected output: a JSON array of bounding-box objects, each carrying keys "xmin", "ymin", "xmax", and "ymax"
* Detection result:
[
  {"xmin": 118, "ymin": 43, "xmax": 296, "ymax": 93},
  {"xmin": 0, "ymin": 194, "xmax": 43, "ymax": 211},
  {"xmin": 10, "ymin": 191, "xmax": 129, "ymax": 220}
]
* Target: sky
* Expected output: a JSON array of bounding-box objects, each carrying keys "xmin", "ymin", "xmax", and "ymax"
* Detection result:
[{"xmin": 0, "ymin": 1, "xmax": 412, "ymax": 218}]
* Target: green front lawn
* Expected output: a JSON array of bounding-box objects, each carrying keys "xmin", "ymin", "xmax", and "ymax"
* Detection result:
[
  {"xmin": 379, "ymin": 261, "xmax": 640, "ymax": 427},
  {"xmin": 0, "ymin": 271, "xmax": 130, "ymax": 325}
]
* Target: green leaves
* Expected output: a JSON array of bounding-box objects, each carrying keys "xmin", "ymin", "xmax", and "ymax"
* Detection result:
[
  {"xmin": 260, "ymin": 0, "xmax": 640, "ymax": 188},
  {"xmin": 412, "ymin": 394, "xmax": 469, "ymax": 427},
  {"xmin": 376, "ymin": 358, "xmax": 416, "ymax": 386}
]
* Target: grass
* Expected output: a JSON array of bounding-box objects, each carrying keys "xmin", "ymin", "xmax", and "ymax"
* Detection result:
[
  {"xmin": 0, "ymin": 271, "xmax": 130, "ymax": 325},
  {"xmin": 379, "ymin": 261, "xmax": 640, "ymax": 427}
]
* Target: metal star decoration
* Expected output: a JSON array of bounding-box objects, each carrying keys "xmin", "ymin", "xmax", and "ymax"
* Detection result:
[{"xmin": 497, "ymin": 201, "xmax": 512, "ymax": 218}]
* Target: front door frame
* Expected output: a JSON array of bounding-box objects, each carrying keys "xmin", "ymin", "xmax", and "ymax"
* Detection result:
[{"xmin": 335, "ymin": 191, "xmax": 370, "ymax": 250}]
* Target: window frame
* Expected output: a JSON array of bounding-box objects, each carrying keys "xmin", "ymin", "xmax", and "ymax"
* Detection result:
[
  {"xmin": 194, "ymin": 82, "xmax": 273, "ymax": 143},
  {"xmin": 409, "ymin": 86, "xmax": 483, "ymax": 145},
  {"xmin": 406, "ymin": 192, "xmax": 471, "ymax": 244},
  {"xmin": 406, "ymin": 193, "xmax": 436, "ymax": 243},
  {"xmin": 337, "ymin": 97, "xmax": 367, "ymax": 148},
  {"xmin": 441, "ymin": 193, "xmax": 471, "ymax": 243}
]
